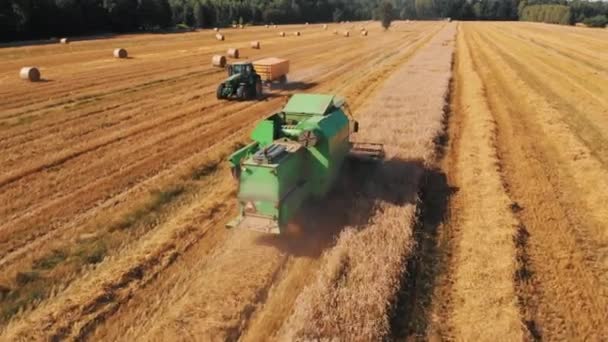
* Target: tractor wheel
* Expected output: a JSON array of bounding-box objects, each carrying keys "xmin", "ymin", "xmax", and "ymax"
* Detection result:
[
  {"xmin": 236, "ymin": 85, "xmax": 246, "ymax": 100},
  {"xmin": 255, "ymin": 81, "xmax": 263, "ymax": 99},
  {"xmin": 216, "ymin": 84, "xmax": 225, "ymax": 99}
]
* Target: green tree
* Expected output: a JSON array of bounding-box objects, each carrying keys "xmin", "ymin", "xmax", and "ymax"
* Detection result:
[
  {"xmin": 415, "ymin": 0, "xmax": 434, "ymax": 18},
  {"xmin": 106, "ymin": 0, "xmax": 138, "ymax": 32},
  {"xmin": 583, "ymin": 14, "xmax": 607, "ymax": 27},
  {"xmin": 137, "ymin": 0, "xmax": 158, "ymax": 28},
  {"xmin": 0, "ymin": 0, "xmax": 17, "ymax": 40},
  {"xmin": 332, "ymin": 7, "xmax": 343, "ymax": 22},
  {"xmin": 379, "ymin": 1, "xmax": 394, "ymax": 29},
  {"xmin": 193, "ymin": 1, "xmax": 204, "ymax": 27}
]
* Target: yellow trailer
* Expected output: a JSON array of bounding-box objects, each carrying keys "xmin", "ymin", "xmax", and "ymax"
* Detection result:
[{"xmin": 253, "ymin": 57, "xmax": 289, "ymax": 85}]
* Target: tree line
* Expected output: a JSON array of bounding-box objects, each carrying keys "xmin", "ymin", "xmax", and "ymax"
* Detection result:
[
  {"xmin": 518, "ymin": 0, "xmax": 608, "ymax": 26},
  {"xmin": 1, "ymin": 0, "xmax": 607, "ymax": 42}
]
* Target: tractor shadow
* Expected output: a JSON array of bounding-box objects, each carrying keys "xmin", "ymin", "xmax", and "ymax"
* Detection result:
[{"xmin": 255, "ymin": 157, "xmax": 426, "ymax": 258}]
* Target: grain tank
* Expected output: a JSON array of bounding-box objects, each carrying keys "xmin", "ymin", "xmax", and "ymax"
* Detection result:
[{"xmin": 227, "ymin": 94, "xmax": 383, "ymax": 234}]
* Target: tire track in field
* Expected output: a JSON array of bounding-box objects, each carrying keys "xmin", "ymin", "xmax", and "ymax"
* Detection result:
[
  {"xmin": 422, "ymin": 24, "xmax": 524, "ymax": 341},
  {"xmin": 482, "ymin": 24, "xmax": 608, "ymax": 109},
  {"xmin": 472, "ymin": 26, "xmax": 608, "ymax": 242},
  {"xmin": 495, "ymin": 25, "xmax": 608, "ymax": 73},
  {"xmin": 465, "ymin": 23, "xmax": 608, "ymax": 340}
]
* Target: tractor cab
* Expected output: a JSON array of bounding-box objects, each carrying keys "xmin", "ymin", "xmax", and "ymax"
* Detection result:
[{"xmin": 228, "ymin": 62, "xmax": 255, "ymax": 77}]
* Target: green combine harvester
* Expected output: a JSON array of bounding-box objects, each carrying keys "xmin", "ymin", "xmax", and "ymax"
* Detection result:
[{"xmin": 227, "ymin": 94, "xmax": 383, "ymax": 234}]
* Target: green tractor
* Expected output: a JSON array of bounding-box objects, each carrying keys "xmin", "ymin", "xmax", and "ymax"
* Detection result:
[{"xmin": 216, "ymin": 62, "xmax": 263, "ymax": 100}]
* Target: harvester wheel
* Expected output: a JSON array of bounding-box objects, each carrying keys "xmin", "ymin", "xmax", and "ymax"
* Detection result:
[
  {"xmin": 231, "ymin": 166, "xmax": 241, "ymax": 179},
  {"xmin": 236, "ymin": 85, "xmax": 246, "ymax": 100},
  {"xmin": 216, "ymin": 84, "xmax": 225, "ymax": 99}
]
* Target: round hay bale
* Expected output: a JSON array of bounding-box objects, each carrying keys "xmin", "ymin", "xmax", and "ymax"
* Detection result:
[
  {"xmin": 60, "ymin": 38, "xmax": 69, "ymax": 44},
  {"xmin": 333, "ymin": 30, "xmax": 338, "ymax": 35},
  {"xmin": 323, "ymin": 24, "xmax": 328, "ymax": 30},
  {"xmin": 212, "ymin": 55, "xmax": 226, "ymax": 68},
  {"xmin": 294, "ymin": 31, "xmax": 301, "ymax": 36},
  {"xmin": 279, "ymin": 32, "xmax": 286, "ymax": 37},
  {"xmin": 265, "ymin": 24, "xmax": 269, "ymax": 28},
  {"xmin": 227, "ymin": 48, "xmax": 239, "ymax": 58},
  {"xmin": 305, "ymin": 22, "xmax": 309, "ymax": 25},
  {"xmin": 20, "ymin": 67, "xmax": 40, "ymax": 82},
  {"xmin": 361, "ymin": 30, "xmax": 368, "ymax": 36},
  {"xmin": 250, "ymin": 41, "xmax": 260, "ymax": 49},
  {"xmin": 239, "ymin": 24, "xmax": 244, "ymax": 29},
  {"xmin": 232, "ymin": 24, "xmax": 237, "ymax": 28},
  {"xmin": 273, "ymin": 25, "xmax": 278, "ymax": 28},
  {"xmin": 213, "ymin": 27, "xmax": 219, "ymax": 32},
  {"xmin": 215, "ymin": 33, "xmax": 224, "ymax": 41},
  {"xmin": 113, "ymin": 48, "xmax": 128, "ymax": 58},
  {"xmin": 343, "ymin": 31, "xmax": 350, "ymax": 37}
]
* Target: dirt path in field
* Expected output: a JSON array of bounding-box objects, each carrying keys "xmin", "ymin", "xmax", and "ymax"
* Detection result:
[
  {"xmin": 424, "ymin": 22, "xmax": 608, "ymax": 341},
  {"xmin": 0, "ymin": 21, "xmax": 446, "ymax": 340}
]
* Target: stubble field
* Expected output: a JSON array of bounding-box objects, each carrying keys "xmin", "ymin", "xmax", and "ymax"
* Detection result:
[{"xmin": 0, "ymin": 19, "xmax": 606, "ymax": 341}]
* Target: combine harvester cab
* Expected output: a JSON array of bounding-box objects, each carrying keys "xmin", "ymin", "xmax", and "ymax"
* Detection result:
[{"xmin": 227, "ymin": 94, "xmax": 383, "ymax": 234}]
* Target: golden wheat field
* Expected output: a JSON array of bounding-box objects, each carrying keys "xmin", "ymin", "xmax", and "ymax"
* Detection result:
[{"xmin": 0, "ymin": 20, "xmax": 606, "ymax": 340}]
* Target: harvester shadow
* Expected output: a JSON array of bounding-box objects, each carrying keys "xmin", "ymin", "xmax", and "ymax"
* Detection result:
[
  {"xmin": 266, "ymin": 81, "xmax": 318, "ymax": 95},
  {"xmin": 390, "ymin": 168, "xmax": 457, "ymax": 339},
  {"xmin": 254, "ymin": 157, "xmax": 426, "ymax": 258}
]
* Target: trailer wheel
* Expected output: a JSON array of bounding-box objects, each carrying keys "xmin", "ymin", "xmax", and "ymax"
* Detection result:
[
  {"xmin": 255, "ymin": 80, "xmax": 263, "ymax": 99},
  {"xmin": 236, "ymin": 85, "xmax": 246, "ymax": 100},
  {"xmin": 279, "ymin": 75, "xmax": 287, "ymax": 84},
  {"xmin": 216, "ymin": 84, "xmax": 225, "ymax": 99}
]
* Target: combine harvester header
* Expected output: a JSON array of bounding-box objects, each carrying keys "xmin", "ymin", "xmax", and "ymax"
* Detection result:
[{"xmin": 227, "ymin": 94, "xmax": 383, "ymax": 234}]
